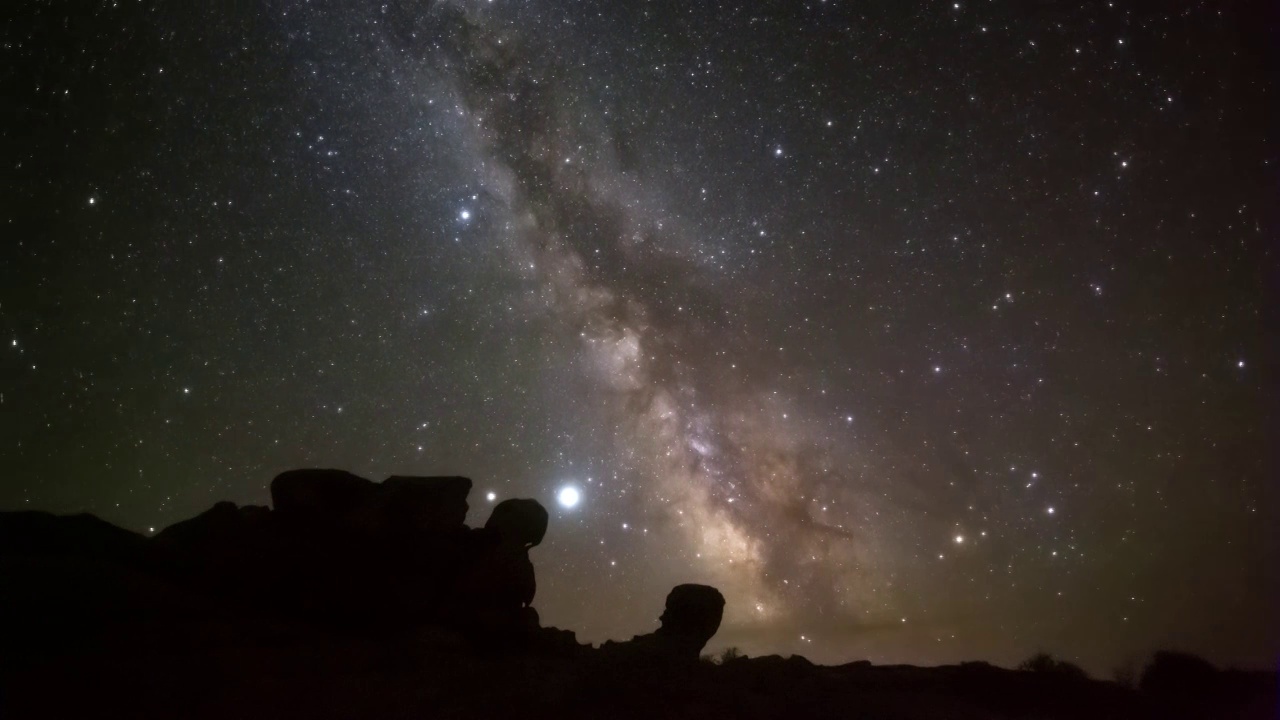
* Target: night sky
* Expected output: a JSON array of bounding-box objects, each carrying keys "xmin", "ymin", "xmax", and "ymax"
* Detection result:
[{"xmin": 2, "ymin": 0, "xmax": 1275, "ymax": 674}]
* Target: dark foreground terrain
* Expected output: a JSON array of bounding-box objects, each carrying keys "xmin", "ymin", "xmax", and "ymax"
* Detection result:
[{"xmin": 2, "ymin": 470, "xmax": 1274, "ymax": 719}]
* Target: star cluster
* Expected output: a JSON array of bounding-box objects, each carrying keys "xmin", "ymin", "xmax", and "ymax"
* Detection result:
[{"xmin": 1, "ymin": 0, "xmax": 1274, "ymax": 674}]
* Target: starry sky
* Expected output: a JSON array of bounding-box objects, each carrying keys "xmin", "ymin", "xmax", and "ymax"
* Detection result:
[{"xmin": 2, "ymin": 0, "xmax": 1275, "ymax": 675}]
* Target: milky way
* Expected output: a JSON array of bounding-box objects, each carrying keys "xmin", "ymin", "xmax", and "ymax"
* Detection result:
[
  {"xmin": 420, "ymin": 1, "xmax": 899, "ymax": 646},
  {"xmin": 2, "ymin": 0, "xmax": 1274, "ymax": 673}
]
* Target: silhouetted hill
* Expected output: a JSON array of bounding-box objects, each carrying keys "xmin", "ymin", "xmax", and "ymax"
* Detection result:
[{"xmin": 1, "ymin": 470, "xmax": 1274, "ymax": 719}]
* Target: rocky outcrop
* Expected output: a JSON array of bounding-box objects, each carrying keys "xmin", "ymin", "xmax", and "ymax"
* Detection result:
[
  {"xmin": 269, "ymin": 469, "xmax": 472, "ymax": 532},
  {"xmin": 658, "ymin": 584, "xmax": 726, "ymax": 649},
  {"xmin": 601, "ymin": 583, "xmax": 726, "ymax": 661},
  {"xmin": 6, "ymin": 472, "xmax": 1269, "ymax": 720},
  {"xmin": 270, "ymin": 468, "xmax": 377, "ymax": 525},
  {"xmin": 484, "ymin": 497, "xmax": 548, "ymax": 548},
  {"xmin": 0, "ymin": 477, "xmax": 725, "ymax": 661},
  {"xmin": 0, "ymin": 510, "xmax": 154, "ymax": 563},
  {"xmin": 350, "ymin": 474, "xmax": 472, "ymax": 534},
  {"xmin": 0, "ymin": 470, "xmax": 552, "ymax": 648},
  {"xmin": 256, "ymin": 471, "xmax": 525, "ymax": 635}
]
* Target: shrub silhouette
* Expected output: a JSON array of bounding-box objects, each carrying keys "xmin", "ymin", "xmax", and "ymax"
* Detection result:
[
  {"xmin": 1138, "ymin": 650, "xmax": 1217, "ymax": 695},
  {"xmin": 1111, "ymin": 661, "xmax": 1138, "ymax": 690},
  {"xmin": 1018, "ymin": 652, "xmax": 1089, "ymax": 680},
  {"xmin": 718, "ymin": 646, "xmax": 743, "ymax": 664},
  {"xmin": 702, "ymin": 646, "xmax": 744, "ymax": 665}
]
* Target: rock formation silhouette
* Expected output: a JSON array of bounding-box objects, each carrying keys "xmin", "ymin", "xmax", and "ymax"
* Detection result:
[
  {"xmin": 602, "ymin": 583, "xmax": 726, "ymax": 661},
  {"xmin": 1, "ymin": 469, "xmax": 1273, "ymax": 719},
  {"xmin": 271, "ymin": 468, "xmax": 472, "ymax": 533},
  {"xmin": 460, "ymin": 498, "xmax": 547, "ymax": 640},
  {"xmin": 0, "ymin": 470, "xmax": 557, "ymax": 646}
]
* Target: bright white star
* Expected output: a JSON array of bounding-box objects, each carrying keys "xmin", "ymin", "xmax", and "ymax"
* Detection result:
[{"xmin": 557, "ymin": 486, "xmax": 581, "ymax": 509}]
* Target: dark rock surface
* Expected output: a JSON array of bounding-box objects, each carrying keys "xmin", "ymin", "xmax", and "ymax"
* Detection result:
[
  {"xmin": 657, "ymin": 584, "xmax": 725, "ymax": 649},
  {"xmin": 355, "ymin": 474, "xmax": 471, "ymax": 533},
  {"xmin": 484, "ymin": 497, "xmax": 549, "ymax": 548},
  {"xmin": 0, "ymin": 510, "xmax": 154, "ymax": 563},
  {"xmin": 269, "ymin": 469, "xmax": 472, "ymax": 534},
  {"xmin": 1, "ymin": 469, "xmax": 1273, "ymax": 720},
  {"xmin": 270, "ymin": 468, "xmax": 378, "ymax": 525},
  {"xmin": 601, "ymin": 583, "xmax": 726, "ymax": 662}
]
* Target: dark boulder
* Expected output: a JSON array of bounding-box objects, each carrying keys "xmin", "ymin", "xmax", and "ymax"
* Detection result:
[
  {"xmin": 5, "ymin": 472, "xmax": 556, "ymax": 652},
  {"xmin": 270, "ymin": 470, "xmax": 471, "ymax": 535},
  {"xmin": 151, "ymin": 501, "xmax": 277, "ymax": 601},
  {"xmin": 471, "ymin": 499, "xmax": 548, "ymax": 608},
  {"xmin": 460, "ymin": 531, "xmax": 538, "ymax": 609},
  {"xmin": 154, "ymin": 501, "xmax": 271, "ymax": 552},
  {"xmin": 270, "ymin": 469, "xmax": 376, "ymax": 525},
  {"xmin": 656, "ymin": 583, "xmax": 725, "ymax": 651},
  {"xmin": 602, "ymin": 583, "xmax": 726, "ymax": 661},
  {"xmin": 350, "ymin": 475, "xmax": 471, "ymax": 534},
  {"xmin": 452, "ymin": 499, "xmax": 550, "ymax": 643},
  {"xmin": 484, "ymin": 498, "xmax": 548, "ymax": 548}
]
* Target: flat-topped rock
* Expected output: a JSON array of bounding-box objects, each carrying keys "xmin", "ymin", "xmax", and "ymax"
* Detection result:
[
  {"xmin": 270, "ymin": 468, "xmax": 376, "ymax": 524},
  {"xmin": 270, "ymin": 469, "xmax": 471, "ymax": 534},
  {"xmin": 354, "ymin": 475, "xmax": 471, "ymax": 533}
]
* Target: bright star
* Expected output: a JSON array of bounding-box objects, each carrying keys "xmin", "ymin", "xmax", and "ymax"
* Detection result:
[
  {"xmin": 486, "ymin": 491, "xmax": 497, "ymax": 502},
  {"xmin": 557, "ymin": 486, "xmax": 581, "ymax": 509}
]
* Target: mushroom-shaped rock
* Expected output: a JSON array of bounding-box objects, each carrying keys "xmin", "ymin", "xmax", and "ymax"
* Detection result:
[
  {"xmin": 451, "ymin": 499, "xmax": 547, "ymax": 641},
  {"xmin": 461, "ymin": 499, "xmax": 547, "ymax": 611},
  {"xmin": 656, "ymin": 583, "xmax": 725, "ymax": 652},
  {"xmin": 270, "ymin": 469, "xmax": 376, "ymax": 525},
  {"xmin": 601, "ymin": 583, "xmax": 727, "ymax": 661},
  {"xmin": 484, "ymin": 498, "xmax": 548, "ymax": 548}
]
